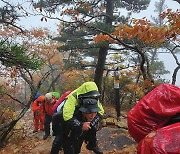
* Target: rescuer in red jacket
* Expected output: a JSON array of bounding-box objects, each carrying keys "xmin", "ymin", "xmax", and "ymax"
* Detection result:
[
  {"xmin": 43, "ymin": 93, "xmax": 57, "ymax": 140},
  {"xmin": 32, "ymin": 95, "xmax": 45, "ymax": 133}
]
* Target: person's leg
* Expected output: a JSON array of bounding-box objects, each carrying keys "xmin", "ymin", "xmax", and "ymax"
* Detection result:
[
  {"xmin": 43, "ymin": 114, "xmax": 52, "ymax": 139},
  {"xmin": 39, "ymin": 114, "xmax": 44, "ymax": 131},
  {"xmin": 33, "ymin": 114, "xmax": 39, "ymax": 132},
  {"xmin": 85, "ymin": 127, "xmax": 103, "ymax": 154},
  {"xmin": 63, "ymin": 137, "xmax": 74, "ymax": 154},
  {"xmin": 72, "ymin": 128, "xmax": 84, "ymax": 154},
  {"xmin": 50, "ymin": 123, "xmax": 63, "ymax": 154},
  {"xmin": 62, "ymin": 126, "xmax": 75, "ymax": 154},
  {"xmin": 73, "ymin": 136, "xmax": 84, "ymax": 154},
  {"xmin": 50, "ymin": 135, "xmax": 63, "ymax": 154}
]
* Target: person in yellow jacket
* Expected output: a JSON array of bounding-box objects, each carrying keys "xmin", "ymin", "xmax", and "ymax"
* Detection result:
[{"xmin": 61, "ymin": 81, "xmax": 104, "ymax": 154}]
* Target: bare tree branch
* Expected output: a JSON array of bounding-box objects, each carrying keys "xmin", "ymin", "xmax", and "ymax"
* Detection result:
[{"xmin": 5, "ymin": 93, "xmax": 25, "ymax": 105}]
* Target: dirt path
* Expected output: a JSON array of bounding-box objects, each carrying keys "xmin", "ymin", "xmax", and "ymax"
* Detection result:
[{"xmin": 0, "ymin": 109, "xmax": 137, "ymax": 154}]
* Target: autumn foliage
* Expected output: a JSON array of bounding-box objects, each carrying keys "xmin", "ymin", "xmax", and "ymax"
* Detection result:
[{"xmin": 94, "ymin": 9, "xmax": 180, "ymax": 44}]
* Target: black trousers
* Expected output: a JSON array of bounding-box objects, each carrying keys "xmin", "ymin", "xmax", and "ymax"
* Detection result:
[
  {"xmin": 50, "ymin": 123, "xmax": 63, "ymax": 154},
  {"xmin": 44, "ymin": 114, "xmax": 52, "ymax": 136},
  {"xmin": 63, "ymin": 126, "xmax": 98, "ymax": 154}
]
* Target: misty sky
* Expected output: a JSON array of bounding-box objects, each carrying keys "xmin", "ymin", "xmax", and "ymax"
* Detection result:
[{"xmin": 13, "ymin": 0, "xmax": 180, "ymax": 86}]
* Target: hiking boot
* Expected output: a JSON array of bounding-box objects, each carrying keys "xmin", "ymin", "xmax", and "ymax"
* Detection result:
[
  {"xmin": 43, "ymin": 134, "xmax": 49, "ymax": 140},
  {"xmin": 86, "ymin": 145, "xmax": 103, "ymax": 154}
]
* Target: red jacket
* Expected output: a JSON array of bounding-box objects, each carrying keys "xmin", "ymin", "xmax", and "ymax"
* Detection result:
[{"xmin": 44, "ymin": 98, "xmax": 56, "ymax": 116}]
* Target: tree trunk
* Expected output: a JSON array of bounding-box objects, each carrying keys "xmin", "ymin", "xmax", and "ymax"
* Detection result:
[
  {"xmin": 94, "ymin": 47, "xmax": 108, "ymax": 92},
  {"xmin": 0, "ymin": 105, "xmax": 29, "ymax": 147},
  {"xmin": 94, "ymin": 0, "xmax": 114, "ymax": 92}
]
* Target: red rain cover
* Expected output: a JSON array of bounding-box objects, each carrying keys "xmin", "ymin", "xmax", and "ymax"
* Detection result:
[
  {"xmin": 127, "ymin": 84, "xmax": 180, "ymax": 143},
  {"xmin": 137, "ymin": 122, "xmax": 180, "ymax": 154},
  {"xmin": 52, "ymin": 91, "xmax": 71, "ymax": 112}
]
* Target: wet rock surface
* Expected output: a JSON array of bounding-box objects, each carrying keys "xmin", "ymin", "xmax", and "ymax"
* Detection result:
[{"xmin": 97, "ymin": 127, "xmax": 136, "ymax": 152}]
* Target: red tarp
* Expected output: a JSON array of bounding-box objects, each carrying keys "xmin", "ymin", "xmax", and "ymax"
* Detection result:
[
  {"xmin": 137, "ymin": 122, "xmax": 180, "ymax": 154},
  {"xmin": 52, "ymin": 91, "xmax": 71, "ymax": 112},
  {"xmin": 127, "ymin": 84, "xmax": 180, "ymax": 143}
]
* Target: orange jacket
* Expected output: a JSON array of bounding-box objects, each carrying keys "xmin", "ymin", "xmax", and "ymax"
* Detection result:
[
  {"xmin": 32, "ymin": 100, "xmax": 44, "ymax": 115},
  {"xmin": 44, "ymin": 98, "xmax": 56, "ymax": 116}
]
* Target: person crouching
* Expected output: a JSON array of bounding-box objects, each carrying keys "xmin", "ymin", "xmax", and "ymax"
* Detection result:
[{"xmin": 62, "ymin": 81, "xmax": 104, "ymax": 154}]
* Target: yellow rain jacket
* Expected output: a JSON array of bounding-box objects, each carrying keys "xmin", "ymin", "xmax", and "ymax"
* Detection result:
[{"xmin": 63, "ymin": 81, "xmax": 104, "ymax": 121}]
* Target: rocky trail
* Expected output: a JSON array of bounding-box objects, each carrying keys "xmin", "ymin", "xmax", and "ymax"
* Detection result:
[{"xmin": 0, "ymin": 108, "xmax": 137, "ymax": 154}]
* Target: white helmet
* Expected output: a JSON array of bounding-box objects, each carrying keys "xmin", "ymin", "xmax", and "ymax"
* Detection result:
[{"xmin": 45, "ymin": 93, "xmax": 53, "ymax": 103}]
